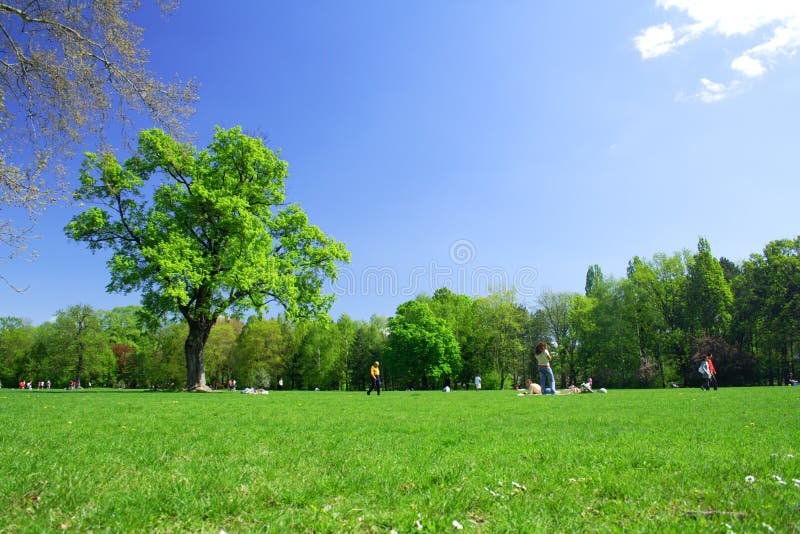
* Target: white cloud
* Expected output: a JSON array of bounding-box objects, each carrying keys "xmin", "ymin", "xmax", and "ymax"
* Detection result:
[
  {"xmin": 636, "ymin": 0, "xmax": 800, "ymax": 101},
  {"xmin": 657, "ymin": 0, "xmax": 800, "ymax": 37},
  {"xmin": 675, "ymin": 78, "xmax": 741, "ymax": 103},
  {"xmin": 731, "ymin": 54, "xmax": 766, "ymax": 77},
  {"xmin": 697, "ymin": 78, "xmax": 733, "ymax": 102},
  {"xmin": 635, "ymin": 23, "xmax": 677, "ymax": 58}
]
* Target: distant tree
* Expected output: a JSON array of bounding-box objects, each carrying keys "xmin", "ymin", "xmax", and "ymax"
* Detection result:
[
  {"xmin": 0, "ymin": 1, "xmax": 197, "ymax": 272},
  {"xmin": 349, "ymin": 315, "xmax": 388, "ymax": 391},
  {"xmin": 472, "ymin": 290, "xmax": 528, "ymax": 389},
  {"xmin": 203, "ymin": 317, "xmax": 243, "ymax": 386},
  {"xmin": 626, "ymin": 258, "xmax": 669, "ymax": 387},
  {"xmin": 387, "ymin": 300, "xmax": 461, "ymax": 389},
  {"xmin": 292, "ymin": 320, "xmax": 338, "ymax": 390},
  {"xmin": 736, "ymin": 238, "xmax": 800, "ymax": 384},
  {"xmin": 427, "ymin": 288, "xmax": 477, "ymax": 384},
  {"xmin": 234, "ymin": 317, "xmax": 294, "ymax": 389},
  {"xmin": 536, "ymin": 290, "xmax": 576, "ymax": 386},
  {"xmin": 626, "ymin": 255, "xmax": 688, "ymax": 387},
  {"xmin": 65, "ymin": 127, "xmax": 350, "ymax": 391},
  {"xmin": 102, "ymin": 306, "xmax": 149, "ymax": 387},
  {"xmin": 686, "ymin": 238, "xmax": 733, "ymax": 337},
  {"xmin": 0, "ymin": 316, "xmax": 33, "ymax": 384},
  {"xmin": 24, "ymin": 322, "xmax": 58, "ymax": 384},
  {"xmin": 142, "ymin": 321, "xmax": 187, "ymax": 389},
  {"xmin": 566, "ymin": 294, "xmax": 597, "ymax": 381},
  {"xmin": 761, "ymin": 238, "xmax": 800, "ymax": 383},
  {"xmin": 718, "ymin": 257, "xmax": 741, "ymax": 284},
  {"xmin": 333, "ymin": 314, "xmax": 357, "ymax": 390},
  {"xmin": 51, "ymin": 304, "xmax": 114, "ymax": 386},
  {"xmin": 585, "ymin": 264, "xmax": 604, "ymax": 297}
]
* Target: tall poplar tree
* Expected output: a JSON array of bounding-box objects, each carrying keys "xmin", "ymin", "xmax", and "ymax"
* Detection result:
[{"xmin": 686, "ymin": 238, "xmax": 733, "ymax": 337}]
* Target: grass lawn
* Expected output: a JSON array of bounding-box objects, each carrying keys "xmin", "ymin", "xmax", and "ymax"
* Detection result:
[{"xmin": 1, "ymin": 386, "xmax": 798, "ymax": 532}]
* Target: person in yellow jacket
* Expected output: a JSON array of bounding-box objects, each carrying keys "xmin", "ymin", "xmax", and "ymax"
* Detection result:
[{"xmin": 367, "ymin": 360, "xmax": 381, "ymax": 396}]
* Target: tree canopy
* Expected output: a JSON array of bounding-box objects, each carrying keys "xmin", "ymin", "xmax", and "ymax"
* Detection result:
[
  {"xmin": 65, "ymin": 126, "xmax": 350, "ymax": 391},
  {"xmin": 0, "ymin": 0, "xmax": 197, "ymax": 271},
  {"xmin": 387, "ymin": 299, "xmax": 461, "ymax": 389}
]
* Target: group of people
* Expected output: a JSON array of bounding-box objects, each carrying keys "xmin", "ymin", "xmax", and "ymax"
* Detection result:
[
  {"xmin": 518, "ymin": 376, "xmax": 598, "ymax": 396},
  {"xmin": 698, "ymin": 353, "xmax": 718, "ymax": 391},
  {"xmin": 368, "ymin": 343, "xmax": 600, "ymax": 397},
  {"xmin": 18, "ymin": 380, "xmax": 52, "ymax": 390}
]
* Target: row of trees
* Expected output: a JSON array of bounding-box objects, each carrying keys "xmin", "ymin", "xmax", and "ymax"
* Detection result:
[
  {"xmin": 567, "ymin": 236, "xmax": 799, "ymax": 388},
  {"xmin": 381, "ymin": 236, "xmax": 797, "ymax": 390},
  {"xmin": 0, "ymin": 305, "xmax": 388, "ymax": 391},
  {"xmin": 2, "ymin": 234, "xmax": 798, "ymax": 390}
]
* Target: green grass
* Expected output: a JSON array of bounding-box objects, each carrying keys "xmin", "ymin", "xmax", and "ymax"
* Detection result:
[{"xmin": 1, "ymin": 387, "xmax": 798, "ymax": 532}]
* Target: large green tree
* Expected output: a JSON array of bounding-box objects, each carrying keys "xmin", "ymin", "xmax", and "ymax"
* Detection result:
[{"xmin": 65, "ymin": 127, "xmax": 350, "ymax": 391}]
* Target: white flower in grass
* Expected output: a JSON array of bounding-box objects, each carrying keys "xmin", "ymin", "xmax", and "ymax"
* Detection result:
[
  {"xmin": 762, "ymin": 523, "xmax": 774, "ymax": 532},
  {"xmin": 787, "ymin": 454, "xmax": 795, "ymax": 459},
  {"xmin": 415, "ymin": 520, "xmax": 423, "ymax": 531},
  {"xmin": 745, "ymin": 475, "xmax": 756, "ymax": 483},
  {"xmin": 390, "ymin": 529, "xmax": 399, "ymax": 534},
  {"xmin": 772, "ymin": 475, "xmax": 782, "ymax": 482},
  {"xmin": 452, "ymin": 519, "xmax": 464, "ymax": 529}
]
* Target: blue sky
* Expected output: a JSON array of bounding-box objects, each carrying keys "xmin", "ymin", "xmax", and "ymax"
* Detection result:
[{"xmin": 3, "ymin": 0, "xmax": 800, "ymax": 325}]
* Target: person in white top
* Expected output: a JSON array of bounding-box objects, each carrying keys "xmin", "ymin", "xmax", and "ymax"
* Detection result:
[
  {"xmin": 534, "ymin": 342, "xmax": 557, "ymax": 394},
  {"xmin": 698, "ymin": 358, "xmax": 711, "ymax": 390},
  {"xmin": 474, "ymin": 375, "xmax": 481, "ymax": 391}
]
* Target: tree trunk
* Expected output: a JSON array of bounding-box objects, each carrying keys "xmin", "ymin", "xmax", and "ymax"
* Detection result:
[
  {"xmin": 185, "ymin": 317, "xmax": 214, "ymax": 392},
  {"xmin": 76, "ymin": 342, "xmax": 86, "ymax": 388}
]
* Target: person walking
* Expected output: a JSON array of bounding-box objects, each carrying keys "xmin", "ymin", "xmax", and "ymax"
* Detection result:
[
  {"xmin": 367, "ymin": 361, "xmax": 381, "ymax": 396},
  {"xmin": 706, "ymin": 353, "xmax": 718, "ymax": 391},
  {"xmin": 474, "ymin": 375, "xmax": 482, "ymax": 391},
  {"xmin": 698, "ymin": 357, "xmax": 711, "ymax": 390},
  {"xmin": 534, "ymin": 342, "xmax": 557, "ymax": 394}
]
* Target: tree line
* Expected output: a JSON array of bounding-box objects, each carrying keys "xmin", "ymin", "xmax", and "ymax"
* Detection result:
[{"xmin": 2, "ymin": 235, "xmax": 799, "ymax": 390}]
